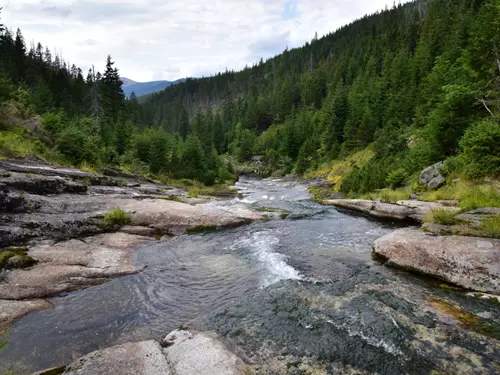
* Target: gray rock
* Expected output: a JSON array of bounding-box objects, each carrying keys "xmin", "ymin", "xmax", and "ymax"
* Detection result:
[
  {"xmin": 323, "ymin": 199, "xmax": 375, "ymax": 215},
  {"xmin": 455, "ymin": 207, "xmax": 500, "ymax": 227},
  {"xmin": 63, "ymin": 340, "xmax": 169, "ymax": 375},
  {"xmin": 1, "ymin": 172, "xmax": 87, "ymax": 195},
  {"xmin": 43, "ymin": 330, "xmax": 245, "ymax": 375},
  {"xmin": 437, "ymin": 200, "xmax": 460, "ymax": 207},
  {"xmin": 0, "ymin": 182, "xmax": 26, "ymax": 213},
  {"xmin": 419, "ymin": 161, "xmax": 444, "ymax": 186},
  {"xmin": 426, "ymin": 174, "xmax": 446, "ymax": 191},
  {"xmin": 0, "ymin": 160, "xmax": 125, "ymax": 187},
  {"xmin": 324, "ymin": 199, "xmax": 460, "ymax": 223},
  {"xmin": 162, "ymin": 330, "xmax": 245, "ymax": 375},
  {"xmin": 0, "ymin": 299, "xmax": 52, "ymax": 331},
  {"xmin": 373, "ymin": 228, "xmax": 500, "ymax": 293},
  {"xmin": 0, "ymin": 232, "xmax": 150, "ymax": 300},
  {"xmin": 119, "ymin": 225, "xmax": 160, "ymax": 237}
]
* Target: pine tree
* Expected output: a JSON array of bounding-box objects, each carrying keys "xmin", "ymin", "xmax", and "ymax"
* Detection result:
[{"xmin": 101, "ymin": 55, "xmax": 125, "ymax": 124}]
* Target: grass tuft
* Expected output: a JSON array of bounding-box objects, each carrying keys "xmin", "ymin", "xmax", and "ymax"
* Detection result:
[
  {"xmin": 378, "ymin": 188, "xmax": 412, "ymax": 203},
  {"xmin": 420, "ymin": 182, "xmax": 500, "ymax": 210},
  {"xmin": 102, "ymin": 208, "xmax": 131, "ymax": 226},
  {"xmin": 479, "ymin": 215, "xmax": 500, "ymax": 239},
  {"xmin": 425, "ymin": 208, "xmax": 459, "ymax": 225}
]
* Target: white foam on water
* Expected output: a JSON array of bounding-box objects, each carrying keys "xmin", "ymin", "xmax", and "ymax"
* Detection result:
[
  {"xmin": 326, "ymin": 319, "xmax": 403, "ymax": 356},
  {"xmin": 230, "ymin": 231, "xmax": 302, "ymax": 287}
]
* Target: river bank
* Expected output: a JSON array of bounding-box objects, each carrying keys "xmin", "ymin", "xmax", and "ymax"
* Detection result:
[{"xmin": 0, "ymin": 159, "xmax": 263, "ymax": 330}]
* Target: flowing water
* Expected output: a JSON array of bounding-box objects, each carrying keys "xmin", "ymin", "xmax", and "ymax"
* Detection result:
[{"xmin": 2, "ymin": 177, "xmax": 500, "ymax": 374}]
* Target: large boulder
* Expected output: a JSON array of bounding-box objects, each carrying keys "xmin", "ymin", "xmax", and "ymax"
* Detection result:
[
  {"xmin": 419, "ymin": 162, "xmax": 445, "ymax": 191},
  {"xmin": 161, "ymin": 330, "xmax": 246, "ymax": 375},
  {"xmin": 373, "ymin": 228, "xmax": 500, "ymax": 293},
  {"xmin": 42, "ymin": 330, "xmax": 246, "ymax": 375}
]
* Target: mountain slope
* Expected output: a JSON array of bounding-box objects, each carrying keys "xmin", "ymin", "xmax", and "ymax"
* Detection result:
[
  {"xmin": 122, "ymin": 78, "xmax": 185, "ymax": 98},
  {"xmin": 139, "ymin": 0, "xmax": 499, "ymax": 194}
]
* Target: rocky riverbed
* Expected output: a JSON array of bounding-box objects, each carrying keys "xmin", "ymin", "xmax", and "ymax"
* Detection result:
[{"xmin": 1, "ymin": 168, "xmax": 499, "ymax": 375}]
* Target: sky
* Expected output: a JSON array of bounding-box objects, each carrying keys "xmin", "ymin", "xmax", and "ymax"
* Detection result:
[{"xmin": 2, "ymin": 0, "xmax": 410, "ymax": 82}]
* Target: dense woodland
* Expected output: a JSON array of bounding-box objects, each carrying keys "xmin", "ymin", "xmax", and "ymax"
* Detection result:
[{"xmin": 0, "ymin": 0, "xmax": 499, "ymax": 193}]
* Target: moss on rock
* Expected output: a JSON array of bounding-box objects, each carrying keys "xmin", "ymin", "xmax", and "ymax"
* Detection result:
[{"xmin": 0, "ymin": 247, "xmax": 37, "ymax": 270}]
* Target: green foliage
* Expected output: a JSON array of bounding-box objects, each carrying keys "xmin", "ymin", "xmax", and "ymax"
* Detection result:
[
  {"xmin": 56, "ymin": 119, "xmax": 100, "ymax": 165},
  {"xmin": 41, "ymin": 111, "xmax": 65, "ymax": 136},
  {"xmin": 459, "ymin": 119, "xmax": 500, "ymax": 179},
  {"xmin": 102, "ymin": 208, "xmax": 131, "ymax": 226},
  {"xmin": 231, "ymin": 123, "xmax": 256, "ymax": 162},
  {"xmin": 386, "ymin": 168, "xmax": 407, "ymax": 189},
  {"xmin": 425, "ymin": 209, "xmax": 459, "ymax": 225}
]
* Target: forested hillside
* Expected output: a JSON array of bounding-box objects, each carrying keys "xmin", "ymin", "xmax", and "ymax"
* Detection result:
[
  {"xmin": 140, "ymin": 0, "xmax": 500, "ymax": 193},
  {"xmin": 0, "ymin": 9, "xmax": 234, "ymax": 186},
  {"xmin": 1, "ymin": 0, "xmax": 499, "ymax": 194}
]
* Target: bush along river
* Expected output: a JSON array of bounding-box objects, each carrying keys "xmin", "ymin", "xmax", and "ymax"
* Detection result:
[{"xmin": 1, "ymin": 173, "xmax": 500, "ymax": 374}]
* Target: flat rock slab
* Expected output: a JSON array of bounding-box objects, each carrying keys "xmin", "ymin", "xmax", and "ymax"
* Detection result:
[
  {"xmin": 324, "ymin": 199, "xmax": 460, "ymax": 223},
  {"xmin": 373, "ymin": 228, "xmax": 500, "ymax": 293},
  {"xmin": 1, "ymin": 172, "xmax": 87, "ymax": 195},
  {"xmin": 0, "ymin": 232, "xmax": 151, "ymax": 300},
  {"xmin": 0, "ymin": 299, "xmax": 52, "ymax": 330},
  {"xmin": 116, "ymin": 199, "xmax": 263, "ymax": 235}
]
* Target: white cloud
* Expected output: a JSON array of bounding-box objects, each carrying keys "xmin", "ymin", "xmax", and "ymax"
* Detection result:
[{"xmin": 2, "ymin": 0, "xmax": 410, "ymax": 82}]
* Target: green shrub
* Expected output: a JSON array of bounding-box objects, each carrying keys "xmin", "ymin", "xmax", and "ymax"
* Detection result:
[
  {"xmin": 386, "ymin": 168, "xmax": 407, "ymax": 188},
  {"xmin": 41, "ymin": 111, "xmax": 65, "ymax": 137},
  {"xmin": 425, "ymin": 208, "xmax": 458, "ymax": 225},
  {"xmin": 56, "ymin": 125, "xmax": 99, "ymax": 165},
  {"xmin": 459, "ymin": 119, "xmax": 500, "ymax": 179},
  {"xmin": 102, "ymin": 208, "xmax": 131, "ymax": 226}
]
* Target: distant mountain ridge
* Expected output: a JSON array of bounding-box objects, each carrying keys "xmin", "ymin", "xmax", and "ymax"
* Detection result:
[{"xmin": 121, "ymin": 78, "xmax": 185, "ymax": 98}]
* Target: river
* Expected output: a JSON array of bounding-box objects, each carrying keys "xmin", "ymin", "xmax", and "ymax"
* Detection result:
[{"xmin": 1, "ymin": 177, "xmax": 499, "ymax": 374}]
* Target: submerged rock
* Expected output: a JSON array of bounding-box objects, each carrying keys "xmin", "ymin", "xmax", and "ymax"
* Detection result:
[
  {"xmin": 201, "ymin": 261, "xmax": 500, "ymax": 375},
  {"xmin": 0, "ymin": 299, "xmax": 52, "ymax": 331},
  {"xmin": 373, "ymin": 228, "xmax": 500, "ymax": 293}
]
